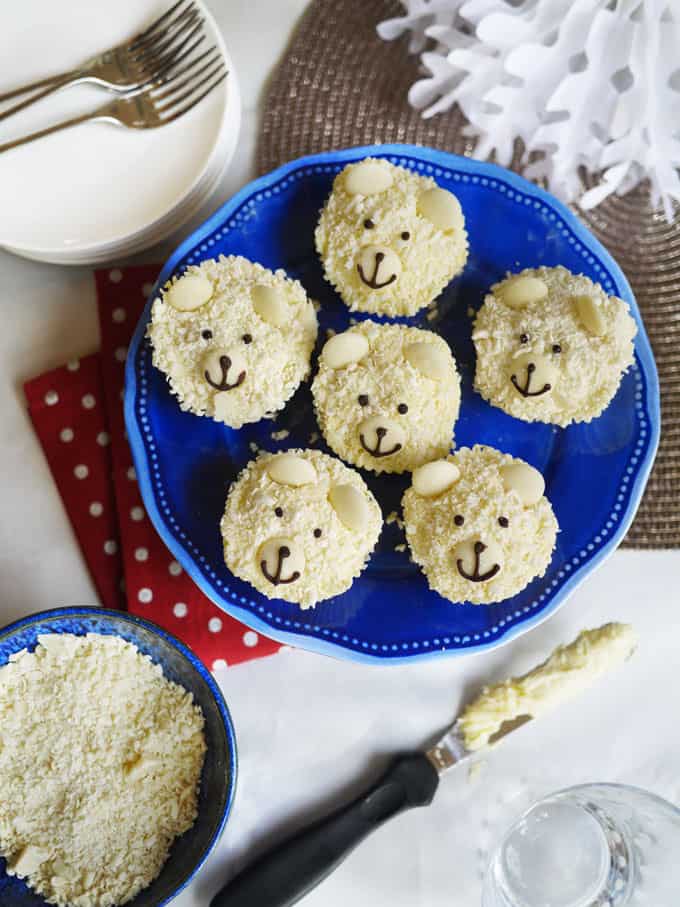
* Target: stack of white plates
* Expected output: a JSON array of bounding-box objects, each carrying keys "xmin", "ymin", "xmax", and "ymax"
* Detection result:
[{"xmin": 0, "ymin": 0, "xmax": 240, "ymax": 265}]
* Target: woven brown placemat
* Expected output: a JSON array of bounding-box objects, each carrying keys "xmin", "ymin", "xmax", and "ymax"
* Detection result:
[{"xmin": 258, "ymin": 0, "xmax": 679, "ymax": 548}]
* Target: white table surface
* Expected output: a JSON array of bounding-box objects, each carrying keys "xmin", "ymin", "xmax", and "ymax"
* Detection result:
[{"xmin": 1, "ymin": 2, "xmax": 679, "ymax": 905}]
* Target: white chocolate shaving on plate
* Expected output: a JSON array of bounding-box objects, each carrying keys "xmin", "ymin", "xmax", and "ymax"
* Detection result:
[
  {"xmin": 458, "ymin": 623, "xmax": 637, "ymax": 751},
  {"xmin": 0, "ymin": 633, "xmax": 206, "ymax": 907}
]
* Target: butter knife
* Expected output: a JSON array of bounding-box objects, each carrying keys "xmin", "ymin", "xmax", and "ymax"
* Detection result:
[{"xmin": 210, "ymin": 623, "xmax": 636, "ymax": 907}]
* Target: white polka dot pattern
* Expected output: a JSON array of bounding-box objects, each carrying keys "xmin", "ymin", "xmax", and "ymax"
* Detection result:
[
  {"xmin": 138, "ymin": 587, "xmax": 153, "ymax": 603},
  {"xmin": 60, "ymin": 428, "xmax": 74, "ymax": 443},
  {"xmin": 45, "ymin": 390, "xmax": 59, "ymax": 406},
  {"xmin": 173, "ymin": 602, "xmax": 188, "ymax": 618},
  {"xmin": 243, "ymin": 631, "xmax": 259, "ymax": 648},
  {"xmin": 81, "ymin": 394, "xmax": 96, "ymax": 410},
  {"xmin": 208, "ymin": 617, "xmax": 223, "ymax": 633},
  {"xmin": 89, "ymin": 502, "xmax": 103, "ymax": 517},
  {"xmin": 74, "ymin": 464, "xmax": 89, "ymax": 479}
]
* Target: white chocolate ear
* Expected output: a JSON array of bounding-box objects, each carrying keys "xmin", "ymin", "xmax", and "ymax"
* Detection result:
[
  {"xmin": 572, "ymin": 294, "xmax": 606, "ymax": 337},
  {"xmin": 166, "ymin": 273, "xmax": 213, "ymax": 311},
  {"xmin": 496, "ymin": 275, "xmax": 548, "ymax": 309},
  {"xmin": 417, "ymin": 187, "xmax": 464, "ymax": 233},
  {"xmin": 266, "ymin": 455, "xmax": 317, "ymax": 487},
  {"xmin": 345, "ymin": 161, "xmax": 393, "ymax": 196},
  {"xmin": 328, "ymin": 484, "xmax": 369, "ymax": 532},
  {"xmin": 404, "ymin": 342, "xmax": 450, "ymax": 381},
  {"xmin": 322, "ymin": 331, "xmax": 370, "ymax": 369},
  {"xmin": 500, "ymin": 462, "xmax": 545, "ymax": 506},
  {"xmin": 252, "ymin": 285, "xmax": 289, "ymax": 327},
  {"xmin": 412, "ymin": 460, "xmax": 460, "ymax": 497}
]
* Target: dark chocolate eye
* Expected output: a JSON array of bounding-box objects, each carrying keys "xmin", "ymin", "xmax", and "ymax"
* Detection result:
[
  {"xmin": 313, "ymin": 528, "xmax": 322, "ymax": 538},
  {"xmin": 274, "ymin": 507, "xmax": 283, "ymax": 518},
  {"xmin": 552, "ymin": 343, "xmax": 562, "ymax": 354},
  {"xmin": 397, "ymin": 403, "xmax": 408, "ymax": 414},
  {"xmin": 401, "ymin": 231, "xmax": 410, "ymax": 241},
  {"xmin": 358, "ymin": 394, "xmax": 369, "ymax": 406},
  {"xmin": 519, "ymin": 333, "xmax": 529, "ymax": 344},
  {"xmin": 454, "ymin": 514, "xmax": 464, "ymax": 526},
  {"xmin": 201, "ymin": 329, "xmax": 213, "ymax": 340},
  {"xmin": 364, "ymin": 218, "xmax": 375, "ymax": 229},
  {"xmin": 498, "ymin": 516, "xmax": 509, "ymax": 528},
  {"xmin": 243, "ymin": 333, "xmax": 253, "ymax": 344}
]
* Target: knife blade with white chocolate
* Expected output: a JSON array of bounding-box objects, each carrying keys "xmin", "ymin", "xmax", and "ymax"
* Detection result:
[{"xmin": 211, "ymin": 622, "xmax": 637, "ymax": 907}]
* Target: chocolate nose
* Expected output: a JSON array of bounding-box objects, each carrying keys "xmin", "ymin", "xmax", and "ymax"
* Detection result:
[
  {"xmin": 258, "ymin": 537, "xmax": 305, "ymax": 586},
  {"xmin": 356, "ymin": 245, "xmax": 402, "ymax": 290},
  {"xmin": 453, "ymin": 538, "xmax": 503, "ymax": 583},
  {"xmin": 509, "ymin": 352, "xmax": 557, "ymax": 399},
  {"xmin": 203, "ymin": 348, "xmax": 247, "ymax": 392},
  {"xmin": 358, "ymin": 416, "xmax": 406, "ymax": 458}
]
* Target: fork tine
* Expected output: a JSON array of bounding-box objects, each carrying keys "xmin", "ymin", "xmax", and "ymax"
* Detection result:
[
  {"xmin": 129, "ymin": 0, "xmax": 191, "ymax": 49},
  {"xmin": 133, "ymin": 9, "xmax": 202, "ymax": 65},
  {"xmin": 132, "ymin": 1, "xmax": 197, "ymax": 51},
  {"xmin": 147, "ymin": 46, "xmax": 220, "ymax": 91},
  {"xmin": 160, "ymin": 71, "xmax": 227, "ymax": 124},
  {"xmin": 152, "ymin": 57, "xmax": 223, "ymax": 107},
  {"xmin": 154, "ymin": 62, "xmax": 225, "ymax": 114},
  {"xmin": 139, "ymin": 30, "xmax": 206, "ymax": 82}
]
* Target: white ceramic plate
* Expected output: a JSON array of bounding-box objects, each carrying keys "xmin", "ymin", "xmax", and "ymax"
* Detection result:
[{"xmin": 0, "ymin": 0, "xmax": 238, "ymax": 261}]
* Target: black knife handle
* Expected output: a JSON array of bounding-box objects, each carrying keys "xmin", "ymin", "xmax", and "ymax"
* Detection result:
[{"xmin": 210, "ymin": 753, "xmax": 439, "ymax": 907}]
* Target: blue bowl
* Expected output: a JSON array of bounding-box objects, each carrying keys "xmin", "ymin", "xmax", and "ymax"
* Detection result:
[
  {"xmin": 0, "ymin": 607, "xmax": 237, "ymax": 906},
  {"xmin": 125, "ymin": 143, "xmax": 660, "ymax": 665}
]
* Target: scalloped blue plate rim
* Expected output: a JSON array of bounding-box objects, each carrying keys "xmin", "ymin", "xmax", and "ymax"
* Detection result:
[
  {"xmin": 0, "ymin": 605, "xmax": 238, "ymax": 905},
  {"xmin": 125, "ymin": 142, "xmax": 660, "ymax": 666}
]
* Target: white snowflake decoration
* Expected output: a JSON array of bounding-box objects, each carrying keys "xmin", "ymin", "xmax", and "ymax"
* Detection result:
[{"xmin": 378, "ymin": 0, "xmax": 680, "ymax": 219}]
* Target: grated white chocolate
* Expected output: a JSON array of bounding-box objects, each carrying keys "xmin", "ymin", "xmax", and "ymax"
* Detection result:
[
  {"xmin": 148, "ymin": 255, "xmax": 318, "ymax": 428},
  {"xmin": 315, "ymin": 159, "xmax": 468, "ymax": 316},
  {"xmin": 402, "ymin": 445, "xmax": 558, "ymax": 605},
  {"xmin": 0, "ymin": 633, "xmax": 206, "ymax": 907},
  {"xmin": 221, "ymin": 449, "xmax": 382, "ymax": 608},
  {"xmin": 459, "ymin": 623, "xmax": 637, "ymax": 750},
  {"xmin": 473, "ymin": 266, "xmax": 637, "ymax": 426},
  {"xmin": 312, "ymin": 321, "xmax": 461, "ymax": 474}
]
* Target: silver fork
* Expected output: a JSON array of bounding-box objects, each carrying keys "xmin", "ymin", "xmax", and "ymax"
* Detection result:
[
  {"xmin": 0, "ymin": 0, "xmax": 206, "ymax": 122},
  {"xmin": 0, "ymin": 51, "xmax": 227, "ymax": 154}
]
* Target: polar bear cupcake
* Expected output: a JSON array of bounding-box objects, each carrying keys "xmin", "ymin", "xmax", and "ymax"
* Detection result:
[
  {"xmin": 148, "ymin": 256, "xmax": 318, "ymax": 428},
  {"xmin": 402, "ymin": 446, "xmax": 558, "ymax": 605},
  {"xmin": 473, "ymin": 266, "xmax": 637, "ymax": 426},
  {"xmin": 221, "ymin": 449, "xmax": 382, "ymax": 608},
  {"xmin": 312, "ymin": 321, "xmax": 461, "ymax": 475},
  {"xmin": 315, "ymin": 158, "xmax": 468, "ymax": 316}
]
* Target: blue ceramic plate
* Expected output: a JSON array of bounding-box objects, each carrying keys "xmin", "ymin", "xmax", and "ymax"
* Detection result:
[
  {"xmin": 125, "ymin": 144, "xmax": 660, "ymax": 664},
  {"xmin": 0, "ymin": 607, "xmax": 237, "ymax": 906}
]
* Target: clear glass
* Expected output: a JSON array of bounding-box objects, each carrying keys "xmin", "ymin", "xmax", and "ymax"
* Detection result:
[{"xmin": 482, "ymin": 783, "xmax": 680, "ymax": 907}]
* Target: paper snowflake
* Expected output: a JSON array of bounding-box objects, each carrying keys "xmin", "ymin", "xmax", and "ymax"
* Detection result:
[{"xmin": 378, "ymin": 0, "xmax": 680, "ymax": 220}]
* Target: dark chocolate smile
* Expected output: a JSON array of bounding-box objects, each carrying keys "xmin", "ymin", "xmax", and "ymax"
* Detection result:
[
  {"xmin": 457, "ymin": 541, "xmax": 500, "ymax": 583},
  {"xmin": 357, "ymin": 252, "xmax": 398, "ymax": 289},
  {"xmin": 205, "ymin": 355, "xmax": 246, "ymax": 392},
  {"xmin": 360, "ymin": 427, "xmax": 402, "ymax": 458},
  {"xmin": 261, "ymin": 545, "xmax": 300, "ymax": 585},
  {"xmin": 511, "ymin": 362, "xmax": 551, "ymax": 398}
]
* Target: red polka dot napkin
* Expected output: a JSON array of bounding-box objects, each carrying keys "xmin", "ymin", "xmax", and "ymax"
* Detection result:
[{"xmin": 24, "ymin": 266, "xmax": 282, "ymax": 671}]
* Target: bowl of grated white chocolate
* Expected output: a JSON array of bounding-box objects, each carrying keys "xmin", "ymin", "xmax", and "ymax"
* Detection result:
[{"xmin": 0, "ymin": 607, "xmax": 237, "ymax": 907}]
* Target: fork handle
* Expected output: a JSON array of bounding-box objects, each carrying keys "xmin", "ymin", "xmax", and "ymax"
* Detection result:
[
  {"xmin": 0, "ymin": 106, "xmax": 108, "ymax": 154},
  {"xmin": 0, "ymin": 70, "xmax": 83, "ymax": 123}
]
